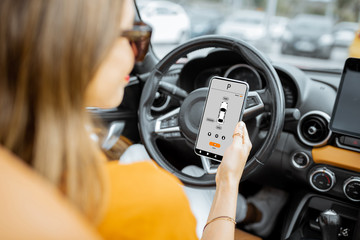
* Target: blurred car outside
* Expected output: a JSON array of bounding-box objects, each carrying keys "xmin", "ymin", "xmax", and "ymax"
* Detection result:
[
  {"xmin": 138, "ymin": 1, "xmax": 191, "ymax": 44},
  {"xmin": 269, "ymin": 16, "xmax": 289, "ymax": 41},
  {"xmin": 281, "ymin": 14, "xmax": 334, "ymax": 59},
  {"xmin": 332, "ymin": 21, "xmax": 359, "ymax": 48},
  {"xmin": 187, "ymin": 6, "xmax": 223, "ymax": 38},
  {"xmin": 215, "ymin": 10, "xmax": 267, "ymax": 50},
  {"xmin": 145, "ymin": 0, "xmax": 357, "ymax": 69},
  {"xmin": 349, "ymin": 29, "xmax": 360, "ymax": 58}
]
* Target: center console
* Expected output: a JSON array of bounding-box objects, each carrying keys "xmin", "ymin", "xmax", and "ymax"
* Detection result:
[{"xmin": 283, "ymin": 193, "xmax": 359, "ymax": 240}]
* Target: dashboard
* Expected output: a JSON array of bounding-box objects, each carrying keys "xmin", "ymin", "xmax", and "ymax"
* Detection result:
[
  {"xmin": 178, "ymin": 50, "xmax": 299, "ymax": 109},
  {"xmin": 150, "ymin": 49, "xmax": 360, "ymax": 204}
]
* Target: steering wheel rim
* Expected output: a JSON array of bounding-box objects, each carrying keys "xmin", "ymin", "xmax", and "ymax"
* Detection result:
[{"xmin": 139, "ymin": 35, "xmax": 285, "ymax": 187}]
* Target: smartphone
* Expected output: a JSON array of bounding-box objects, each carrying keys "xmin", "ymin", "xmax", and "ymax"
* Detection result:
[
  {"xmin": 330, "ymin": 58, "xmax": 360, "ymax": 138},
  {"xmin": 194, "ymin": 76, "xmax": 249, "ymax": 161}
]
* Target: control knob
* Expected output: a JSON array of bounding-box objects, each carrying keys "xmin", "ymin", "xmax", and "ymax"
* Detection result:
[
  {"xmin": 310, "ymin": 167, "xmax": 336, "ymax": 192},
  {"xmin": 343, "ymin": 177, "xmax": 360, "ymax": 202}
]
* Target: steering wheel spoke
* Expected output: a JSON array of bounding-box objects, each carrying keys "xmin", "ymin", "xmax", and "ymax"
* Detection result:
[
  {"xmin": 200, "ymin": 156, "xmax": 219, "ymax": 174},
  {"xmin": 154, "ymin": 107, "xmax": 182, "ymax": 139},
  {"xmin": 243, "ymin": 90, "xmax": 265, "ymax": 120}
]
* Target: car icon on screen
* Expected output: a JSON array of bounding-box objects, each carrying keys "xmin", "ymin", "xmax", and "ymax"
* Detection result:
[{"xmin": 217, "ymin": 102, "xmax": 228, "ymax": 124}]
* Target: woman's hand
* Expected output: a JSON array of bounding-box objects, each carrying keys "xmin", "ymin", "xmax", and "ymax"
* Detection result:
[
  {"xmin": 216, "ymin": 121, "xmax": 252, "ymax": 187},
  {"xmin": 202, "ymin": 122, "xmax": 252, "ymax": 240}
]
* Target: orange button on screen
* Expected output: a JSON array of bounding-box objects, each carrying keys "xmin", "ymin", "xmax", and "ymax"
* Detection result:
[{"xmin": 209, "ymin": 142, "xmax": 221, "ymax": 148}]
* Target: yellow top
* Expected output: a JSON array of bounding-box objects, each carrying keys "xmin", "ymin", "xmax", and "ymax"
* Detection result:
[{"xmin": 97, "ymin": 160, "xmax": 198, "ymax": 240}]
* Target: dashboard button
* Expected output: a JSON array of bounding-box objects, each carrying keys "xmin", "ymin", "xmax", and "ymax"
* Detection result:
[
  {"xmin": 291, "ymin": 152, "xmax": 310, "ymax": 169},
  {"xmin": 168, "ymin": 118, "xmax": 178, "ymax": 127},
  {"xmin": 343, "ymin": 136, "xmax": 360, "ymax": 148},
  {"xmin": 171, "ymin": 132, "xmax": 181, "ymax": 137},
  {"xmin": 246, "ymin": 96, "xmax": 258, "ymax": 108},
  {"xmin": 160, "ymin": 120, "xmax": 169, "ymax": 129}
]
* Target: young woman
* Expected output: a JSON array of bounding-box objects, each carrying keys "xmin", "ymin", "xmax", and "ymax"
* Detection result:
[{"xmin": 0, "ymin": 0, "xmax": 256, "ymax": 239}]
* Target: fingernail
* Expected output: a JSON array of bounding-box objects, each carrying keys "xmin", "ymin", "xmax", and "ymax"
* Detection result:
[{"xmin": 124, "ymin": 75, "xmax": 130, "ymax": 82}]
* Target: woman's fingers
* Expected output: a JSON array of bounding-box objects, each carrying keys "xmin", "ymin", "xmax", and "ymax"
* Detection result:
[
  {"xmin": 229, "ymin": 121, "xmax": 252, "ymax": 159},
  {"xmin": 242, "ymin": 121, "xmax": 252, "ymax": 149},
  {"xmin": 232, "ymin": 121, "xmax": 247, "ymax": 145}
]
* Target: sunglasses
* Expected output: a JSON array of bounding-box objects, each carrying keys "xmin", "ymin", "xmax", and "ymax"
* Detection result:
[{"xmin": 121, "ymin": 21, "xmax": 152, "ymax": 62}]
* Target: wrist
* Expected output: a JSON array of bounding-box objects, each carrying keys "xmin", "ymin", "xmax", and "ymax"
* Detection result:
[{"xmin": 216, "ymin": 175, "xmax": 239, "ymax": 190}]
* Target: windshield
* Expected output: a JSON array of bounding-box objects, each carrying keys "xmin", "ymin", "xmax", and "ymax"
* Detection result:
[{"xmin": 137, "ymin": 0, "xmax": 360, "ymax": 70}]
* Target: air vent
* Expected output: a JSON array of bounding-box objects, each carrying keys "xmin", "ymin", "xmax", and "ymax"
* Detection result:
[
  {"xmin": 151, "ymin": 91, "xmax": 171, "ymax": 112},
  {"xmin": 297, "ymin": 111, "xmax": 331, "ymax": 147}
]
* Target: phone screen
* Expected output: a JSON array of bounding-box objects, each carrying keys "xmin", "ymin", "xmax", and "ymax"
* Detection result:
[{"xmin": 194, "ymin": 76, "xmax": 249, "ymax": 161}]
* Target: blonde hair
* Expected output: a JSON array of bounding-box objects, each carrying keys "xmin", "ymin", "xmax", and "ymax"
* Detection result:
[{"xmin": 0, "ymin": 0, "xmax": 125, "ymax": 223}]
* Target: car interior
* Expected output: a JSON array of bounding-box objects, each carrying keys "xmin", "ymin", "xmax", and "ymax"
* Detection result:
[{"xmin": 93, "ymin": 1, "xmax": 360, "ymax": 240}]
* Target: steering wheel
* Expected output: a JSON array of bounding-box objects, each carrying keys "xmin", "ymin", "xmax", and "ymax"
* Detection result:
[{"xmin": 139, "ymin": 36, "xmax": 285, "ymax": 187}]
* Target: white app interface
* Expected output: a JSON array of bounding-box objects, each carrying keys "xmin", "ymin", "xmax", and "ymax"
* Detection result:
[{"xmin": 196, "ymin": 78, "xmax": 247, "ymax": 157}]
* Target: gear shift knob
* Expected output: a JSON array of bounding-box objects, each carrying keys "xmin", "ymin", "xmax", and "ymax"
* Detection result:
[{"xmin": 318, "ymin": 209, "xmax": 341, "ymax": 240}]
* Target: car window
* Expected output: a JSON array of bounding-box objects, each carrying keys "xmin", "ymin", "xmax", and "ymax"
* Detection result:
[{"xmin": 137, "ymin": 0, "xmax": 360, "ymax": 70}]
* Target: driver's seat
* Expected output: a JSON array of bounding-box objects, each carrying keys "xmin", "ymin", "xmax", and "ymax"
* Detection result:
[{"xmin": 0, "ymin": 146, "xmax": 102, "ymax": 240}]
